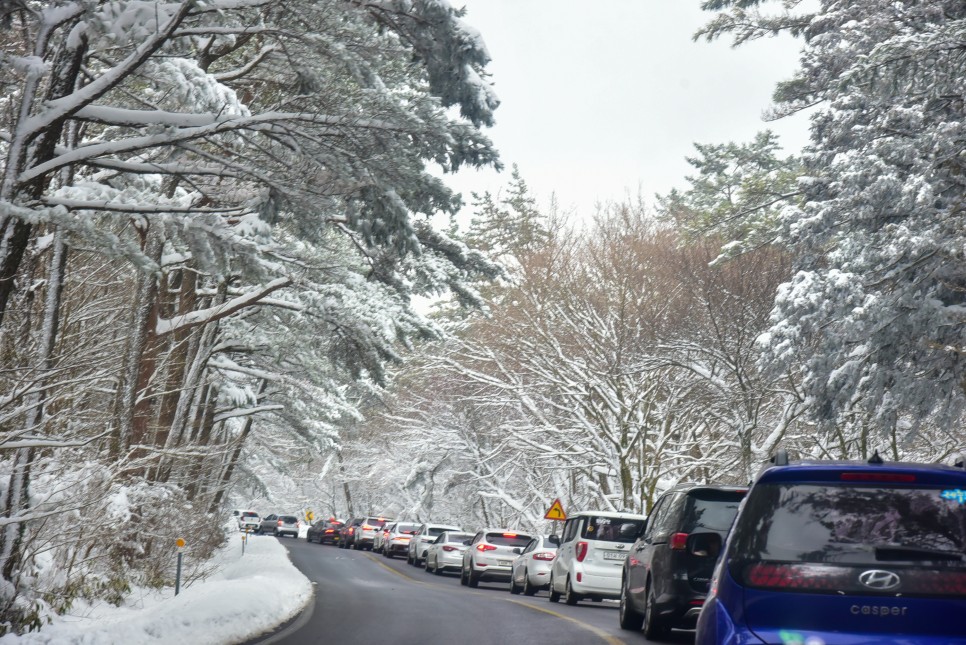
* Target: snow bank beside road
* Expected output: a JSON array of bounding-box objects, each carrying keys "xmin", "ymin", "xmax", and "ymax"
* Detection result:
[{"xmin": 3, "ymin": 533, "xmax": 312, "ymax": 645}]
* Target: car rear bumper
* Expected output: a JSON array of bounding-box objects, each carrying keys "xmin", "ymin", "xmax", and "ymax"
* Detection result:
[{"xmin": 572, "ymin": 571, "xmax": 621, "ymax": 597}]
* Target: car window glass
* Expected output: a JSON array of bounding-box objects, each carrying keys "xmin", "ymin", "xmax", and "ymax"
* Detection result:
[
  {"xmin": 644, "ymin": 498, "xmax": 666, "ymax": 539},
  {"xmin": 396, "ymin": 523, "xmax": 419, "ymax": 534},
  {"xmin": 681, "ymin": 490, "xmax": 746, "ymax": 533},
  {"xmin": 730, "ymin": 483, "xmax": 966, "ymax": 568},
  {"xmin": 522, "ymin": 539, "xmax": 536, "ymax": 554},
  {"xmin": 562, "ymin": 519, "xmax": 579, "ymax": 542},
  {"xmin": 649, "ymin": 495, "xmax": 680, "ymax": 538},
  {"xmin": 448, "ymin": 533, "xmax": 473, "ymax": 543},
  {"xmin": 485, "ymin": 532, "xmax": 533, "ymax": 547},
  {"xmin": 581, "ymin": 516, "xmax": 645, "ymax": 543},
  {"xmin": 427, "ymin": 527, "xmax": 448, "ymax": 537}
]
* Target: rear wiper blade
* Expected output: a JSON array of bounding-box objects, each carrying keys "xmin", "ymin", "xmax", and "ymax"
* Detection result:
[{"xmin": 874, "ymin": 544, "xmax": 963, "ymax": 562}]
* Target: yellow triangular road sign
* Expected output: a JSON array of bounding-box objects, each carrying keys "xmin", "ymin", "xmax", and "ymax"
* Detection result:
[{"xmin": 544, "ymin": 498, "xmax": 567, "ymax": 521}]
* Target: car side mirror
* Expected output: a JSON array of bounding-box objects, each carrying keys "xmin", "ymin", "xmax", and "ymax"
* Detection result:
[
  {"xmin": 463, "ymin": 539, "xmax": 472, "ymax": 546},
  {"xmin": 548, "ymin": 535, "xmax": 560, "ymax": 546},
  {"xmin": 512, "ymin": 547, "xmax": 522, "ymax": 555}
]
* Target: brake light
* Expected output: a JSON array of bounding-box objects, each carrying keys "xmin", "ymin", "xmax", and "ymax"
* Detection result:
[
  {"xmin": 670, "ymin": 533, "xmax": 688, "ymax": 550},
  {"xmin": 348, "ymin": 528, "xmax": 355, "ymax": 535},
  {"xmin": 324, "ymin": 529, "xmax": 334, "ymax": 534},
  {"xmin": 503, "ymin": 532, "xmax": 517, "ymax": 537},
  {"xmin": 477, "ymin": 544, "xmax": 497, "ymax": 552},
  {"xmin": 745, "ymin": 563, "xmax": 850, "ymax": 590},
  {"xmin": 442, "ymin": 545, "xmax": 458, "ymax": 552},
  {"xmin": 277, "ymin": 520, "xmax": 283, "ymax": 526},
  {"xmin": 533, "ymin": 552, "xmax": 555, "ymax": 561},
  {"xmin": 841, "ymin": 472, "xmax": 916, "ymax": 483},
  {"xmin": 361, "ymin": 525, "xmax": 373, "ymax": 531},
  {"xmin": 576, "ymin": 541, "xmax": 588, "ymax": 562}
]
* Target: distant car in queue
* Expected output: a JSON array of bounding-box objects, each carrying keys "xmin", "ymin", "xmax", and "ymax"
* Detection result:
[{"xmin": 307, "ymin": 519, "xmax": 344, "ymax": 545}]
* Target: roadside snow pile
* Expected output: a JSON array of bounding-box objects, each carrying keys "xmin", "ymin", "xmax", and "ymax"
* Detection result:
[{"xmin": 2, "ymin": 532, "xmax": 312, "ymax": 645}]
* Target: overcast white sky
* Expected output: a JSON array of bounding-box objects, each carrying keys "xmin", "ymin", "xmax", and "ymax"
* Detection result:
[{"xmin": 447, "ymin": 0, "xmax": 812, "ymax": 217}]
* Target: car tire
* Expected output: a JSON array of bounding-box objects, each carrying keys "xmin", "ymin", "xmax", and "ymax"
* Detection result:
[
  {"xmin": 564, "ymin": 577, "xmax": 581, "ymax": 605},
  {"xmin": 642, "ymin": 581, "xmax": 668, "ymax": 640},
  {"xmin": 433, "ymin": 559, "xmax": 444, "ymax": 576},
  {"xmin": 460, "ymin": 565, "xmax": 469, "ymax": 586},
  {"xmin": 619, "ymin": 579, "xmax": 645, "ymax": 631},
  {"xmin": 509, "ymin": 574, "xmax": 521, "ymax": 595},
  {"xmin": 548, "ymin": 576, "xmax": 561, "ymax": 603},
  {"xmin": 522, "ymin": 571, "xmax": 537, "ymax": 596},
  {"xmin": 468, "ymin": 566, "xmax": 480, "ymax": 588}
]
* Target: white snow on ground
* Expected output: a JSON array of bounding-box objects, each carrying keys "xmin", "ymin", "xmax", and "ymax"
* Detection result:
[{"xmin": 2, "ymin": 528, "xmax": 312, "ymax": 645}]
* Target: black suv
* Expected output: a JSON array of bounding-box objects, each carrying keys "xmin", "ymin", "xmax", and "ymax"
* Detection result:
[{"xmin": 620, "ymin": 483, "xmax": 747, "ymax": 639}]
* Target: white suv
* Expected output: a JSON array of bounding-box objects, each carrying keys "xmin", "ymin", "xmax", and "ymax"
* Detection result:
[
  {"xmin": 354, "ymin": 516, "xmax": 392, "ymax": 551},
  {"xmin": 548, "ymin": 510, "xmax": 646, "ymax": 605},
  {"xmin": 460, "ymin": 528, "xmax": 534, "ymax": 588},
  {"xmin": 406, "ymin": 522, "xmax": 462, "ymax": 566}
]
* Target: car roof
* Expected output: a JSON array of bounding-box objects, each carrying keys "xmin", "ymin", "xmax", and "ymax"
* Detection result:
[
  {"xmin": 757, "ymin": 459, "xmax": 966, "ymax": 486},
  {"xmin": 478, "ymin": 527, "xmax": 533, "ymax": 535},
  {"xmin": 567, "ymin": 510, "xmax": 647, "ymax": 520},
  {"xmin": 422, "ymin": 523, "xmax": 461, "ymax": 529}
]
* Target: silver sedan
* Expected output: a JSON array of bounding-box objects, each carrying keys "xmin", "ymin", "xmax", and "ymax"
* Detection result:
[{"xmin": 509, "ymin": 536, "xmax": 559, "ymax": 595}]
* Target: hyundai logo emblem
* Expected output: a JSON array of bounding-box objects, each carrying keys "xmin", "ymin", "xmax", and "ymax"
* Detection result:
[
  {"xmin": 859, "ymin": 569, "xmax": 901, "ymax": 590},
  {"xmin": 616, "ymin": 544, "xmax": 625, "ymax": 550}
]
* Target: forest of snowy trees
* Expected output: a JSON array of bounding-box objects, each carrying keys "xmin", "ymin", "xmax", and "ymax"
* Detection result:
[{"xmin": 1, "ymin": 0, "xmax": 965, "ymax": 635}]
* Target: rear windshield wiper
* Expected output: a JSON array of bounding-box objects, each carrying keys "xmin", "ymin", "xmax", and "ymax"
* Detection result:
[{"xmin": 874, "ymin": 544, "xmax": 963, "ymax": 562}]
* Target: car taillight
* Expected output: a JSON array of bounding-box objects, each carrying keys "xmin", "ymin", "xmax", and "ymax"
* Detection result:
[
  {"xmin": 744, "ymin": 563, "xmax": 850, "ymax": 590},
  {"xmin": 362, "ymin": 525, "xmax": 373, "ymax": 531},
  {"xmin": 348, "ymin": 528, "xmax": 355, "ymax": 534},
  {"xmin": 277, "ymin": 520, "xmax": 283, "ymax": 526},
  {"xmin": 533, "ymin": 552, "xmax": 555, "ymax": 561},
  {"xmin": 442, "ymin": 545, "xmax": 458, "ymax": 552},
  {"xmin": 670, "ymin": 533, "xmax": 688, "ymax": 550},
  {"xmin": 477, "ymin": 544, "xmax": 497, "ymax": 552},
  {"xmin": 324, "ymin": 529, "xmax": 333, "ymax": 534},
  {"xmin": 575, "ymin": 541, "xmax": 588, "ymax": 562}
]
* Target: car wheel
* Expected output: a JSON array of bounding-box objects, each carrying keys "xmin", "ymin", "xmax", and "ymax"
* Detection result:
[
  {"xmin": 460, "ymin": 564, "xmax": 469, "ymax": 586},
  {"xmin": 548, "ymin": 576, "xmax": 561, "ymax": 603},
  {"xmin": 509, "ymin": 573, "xmax": 521, "ymax": 595},
  {"xmin": 642, "ymin": 581, "xmax": 668, "ymax": 640},
  {"xmin": 619, "ymin": 579, "xmax": 645, "ymax": 631},
  {"xmin": 433, "ymin": 559, "xmax": 444, "ymax": 576},
  {"xmin": 522, "ymin": 571, "xmax": 537, "ymax": 596},
  {"xmin": 564, "ymin": 577, "xmax": 581, "ymax": 605},
  {"xmin": 468, "ymin": 566, "xmax": 480, "ymax": 588}
]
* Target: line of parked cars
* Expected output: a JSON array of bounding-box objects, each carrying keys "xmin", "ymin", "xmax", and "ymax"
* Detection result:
[{"xmin": 299, "ymin": 452, "xmax": 966, "ymax": 644}]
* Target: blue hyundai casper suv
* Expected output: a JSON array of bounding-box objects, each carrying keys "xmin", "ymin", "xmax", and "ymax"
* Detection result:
[{"xmin": 696, "ymin": 452, "xmax": 966, "ymax": 645}]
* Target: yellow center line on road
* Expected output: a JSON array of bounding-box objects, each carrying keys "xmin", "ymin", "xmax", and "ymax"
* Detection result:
[{"xmin": 505, "ymin": 598, "xmax": 627, "ymax": 645}]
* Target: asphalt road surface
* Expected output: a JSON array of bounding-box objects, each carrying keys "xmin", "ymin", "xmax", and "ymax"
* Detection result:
[{"xmin": 249, "ymin": 537, "xmax": 694, "ymax": 645}]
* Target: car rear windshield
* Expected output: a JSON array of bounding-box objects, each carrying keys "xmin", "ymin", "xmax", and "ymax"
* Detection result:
[
  {"xmin": 729, "ymin": 483, "xmax": 966, "ymax": 568},
  {"xmin": 365, "ymin": 518, "xmax": 388, "ymax": 527},
  {"xmin": 682, "ymin": 489, "xmax": 746, "ymax": 533},
  {"xmin": 581, "ymin": 516, "xmax": 645, "ymax": 543},
  {"xmin": 486, "ymin": 532, "xmax": 533, "ymax": 547},
  {"xmin": 447, "ymin": 533, "xmax": 473, "ymax": 543},
  {"xmin": 280, "ymin": 516, "xmax": 298, "ymax": 523},
  {"xmin": 395, "ymin": 523, "xmax": 419, "ymax": 534},
  {"xmin": 241, "ymin": 512, "xmax": 258, "ymax": 518},
  {"xmin": 426, "ymin": 527, "xmax": 452, "ymax": 537}
]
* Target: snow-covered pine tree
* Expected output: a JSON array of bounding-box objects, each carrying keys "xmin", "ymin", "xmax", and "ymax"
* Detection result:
[{"xmin": 701, "ymin": 1, "xmax": 966, "ymax": 451}]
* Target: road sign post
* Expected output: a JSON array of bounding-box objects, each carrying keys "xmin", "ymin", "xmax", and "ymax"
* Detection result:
[{"xmin": 175, "ymin": 538, "xmax": 186, "ymax": 596}]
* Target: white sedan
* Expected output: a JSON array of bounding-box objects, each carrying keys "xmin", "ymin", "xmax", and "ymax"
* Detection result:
[
  {"xmin": 424, "ymin": 531, "xmax": 474, "ymax": 574},
  {"xmin": 509, "ymin": 536, "xmax": 559, "ymax": 595}
]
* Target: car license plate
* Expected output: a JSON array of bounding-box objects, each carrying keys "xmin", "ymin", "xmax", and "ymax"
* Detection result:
[
  {"xmin": 499, "ymin": 560, "xmax": 512, "ymax": 566},
  {"xmin": 603, "ymin": 552, "xmax": 627, "ymax": 561}
]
